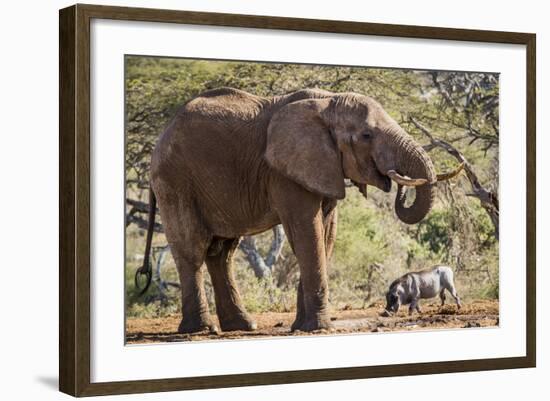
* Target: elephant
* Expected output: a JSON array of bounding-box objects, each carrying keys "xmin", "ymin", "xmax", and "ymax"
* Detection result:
[{"xmin": 136, "ymin": 87, "xmax": 463, "ymax": 333}]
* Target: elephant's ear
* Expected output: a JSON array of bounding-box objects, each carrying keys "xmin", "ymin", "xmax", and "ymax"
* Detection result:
[{"xmin": 265, "ymin": 99, "xmax": 346, "ymax": 199}]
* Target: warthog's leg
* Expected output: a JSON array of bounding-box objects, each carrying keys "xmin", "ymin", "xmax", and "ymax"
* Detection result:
[
  {"xmin": 440, "ymin": 289, "xmax": 446, "ymax": 306},
  {"xmin": 450, "ymin": 288, "xmax": 462, "ymax": 309},
  {"xmin": 409, "ymin": 298, "xmax": 421, "ymax": 315},
  {"xmin": 445, "ymin": 283, "xmax": 462, "ymax": 309},
  {"xmin": 409, "ymin": 277, "xmax": 421, "ymax": 315}
]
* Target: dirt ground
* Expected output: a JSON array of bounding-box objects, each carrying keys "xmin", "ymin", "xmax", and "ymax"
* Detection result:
[{"xmin": 126, "ymin": 299, "xmax": 498, "ymax": 344}]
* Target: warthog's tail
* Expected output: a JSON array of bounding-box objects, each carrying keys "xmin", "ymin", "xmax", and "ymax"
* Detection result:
[{"xmin": 135, "ymin": 187, "xmax": 157, "ymax": 295}]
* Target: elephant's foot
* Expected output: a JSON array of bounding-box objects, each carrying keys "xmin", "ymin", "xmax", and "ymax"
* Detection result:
[
  {"xmin": 219, "ymin": 313, "xmax": 257, "ymax": 332},
  {"xmin": 290, "ymin": 316, "xmax": 305, "ymax": 332},
  {"xmin": 178, "ymin": 314, "xmax": 219, "ymax": 334},
  {"xmin": 290, "ymin": 308, "xmax": 306, "ymax": 332},
  {"xmin": 291, "ymin": 316, "xmax": 333, "ymax": 332}
]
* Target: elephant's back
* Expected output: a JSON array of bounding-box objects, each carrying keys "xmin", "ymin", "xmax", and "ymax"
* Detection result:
[
  {"xmin": 166, "ymin": 88, "xmax": 269, "ymax": 151},
  {"xmin": 180, "ymin": 87, "xmax": 269, "ymax": 123},
  {"xmin": 152, "ymin": 88, "xmax": 269, "ymax": 173},
  {"xmin": 150, "ymin": 87, "xmax": 276, "ymax": 236}
]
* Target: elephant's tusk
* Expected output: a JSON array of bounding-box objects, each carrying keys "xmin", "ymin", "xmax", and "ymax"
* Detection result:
[
  {"xmin": 387, "ymin": 170, "xmax": 428, "ymax": 187},
  {"xmin": 437, "ymin": 162, "xmax": 465, "ymax": 182}
]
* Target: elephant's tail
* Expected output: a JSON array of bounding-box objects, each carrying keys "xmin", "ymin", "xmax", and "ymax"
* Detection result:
[{"xmin": 135, "ymin": 187, "xmax": 156, "ymax": 296}]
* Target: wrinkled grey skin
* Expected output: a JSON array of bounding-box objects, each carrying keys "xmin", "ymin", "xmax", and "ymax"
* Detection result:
[
  {"xmin": 147, "ymin": 87, "xmax": 453, "ymax": 334},
  {"xmin": 385, "ymin": 266, "xmax": 461, "ymax": 315}
]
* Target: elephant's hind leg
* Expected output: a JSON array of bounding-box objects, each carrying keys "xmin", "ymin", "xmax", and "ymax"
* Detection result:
[
  {"xmin": 176, "ymin": 257, "xmax": 218, "ymax": 334},
  {"xmin": 155, "ymin": 191, "xmax": 218, "ymax": 334},
  {"xmin": 206, "ymin": 238, "xmax": 257, "ymax": 332}
]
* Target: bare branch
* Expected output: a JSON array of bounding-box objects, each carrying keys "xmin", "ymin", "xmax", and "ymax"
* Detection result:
[
  {"xmin": 239, "ymin": 226, "xmax": 286, "ymax": 279},
  {"xmin": 409, "ymin": 116, "xmax": 499, "ymax": 239}
]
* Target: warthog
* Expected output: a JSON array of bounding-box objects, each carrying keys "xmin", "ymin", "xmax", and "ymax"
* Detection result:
[{"xmin": 384, "ymin": 265, "xmax": 461, "ymax": 315}]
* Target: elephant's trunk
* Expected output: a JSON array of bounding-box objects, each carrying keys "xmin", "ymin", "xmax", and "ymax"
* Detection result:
[
  {"xmin": 387, "ymin": 125, "xmax": 436, "ymax": 225},
  {"xmin": 395, "ymin": 182, "xmax": 435, "ymax": 225}
]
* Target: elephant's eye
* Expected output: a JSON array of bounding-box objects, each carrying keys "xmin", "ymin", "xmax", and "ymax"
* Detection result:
[{"xmin": 361, "ymin": 132, "xmax": 372, "ymax": 140}]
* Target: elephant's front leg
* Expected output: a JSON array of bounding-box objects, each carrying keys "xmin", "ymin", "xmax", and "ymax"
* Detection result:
[
  {"xmin": 205, "ymin": 238, "xmax": 257, "ymax": 332},
  {"xmin": 292, "ymin": 203, "xmax": 337, "ymax": 331},
  {"xmin": 272, "ymin": 186, "xmax": 332, "ymax": 331},
  {"xmin": 289, "ymin": 209, "xmax": 332, "ymax": 331},
  {"xmin": 292, "ymin": 279, "xmax": 306, "ymax": 331}
]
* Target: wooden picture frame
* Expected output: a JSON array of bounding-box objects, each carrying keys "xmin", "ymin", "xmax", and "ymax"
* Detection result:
[{"xmin": 59, "ymin": 3, "xmax": 536, "ymax": 397}]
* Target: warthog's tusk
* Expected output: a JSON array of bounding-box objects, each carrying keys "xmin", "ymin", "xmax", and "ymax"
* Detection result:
[
  {"xmin": 387, "ymin": 170, "xmax": 428, "ymax": 187},
  {"xmin": 436, "ymin": 162, "xmax": 465, "ymax": 181}
]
